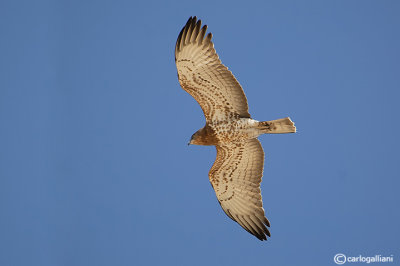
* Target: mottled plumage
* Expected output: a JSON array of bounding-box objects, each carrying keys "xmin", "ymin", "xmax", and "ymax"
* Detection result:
[{"xmin": 175, "ymin": 16, "xmax": 296, "ymax": 241}]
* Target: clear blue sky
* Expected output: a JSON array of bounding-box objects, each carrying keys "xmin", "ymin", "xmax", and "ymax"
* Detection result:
[{"xmin": 1, "ymin": 1, "xmax": 399, "ymax": 265}]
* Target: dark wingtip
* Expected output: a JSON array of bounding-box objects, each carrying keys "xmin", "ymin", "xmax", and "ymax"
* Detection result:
[
  {"xmin": 176, "ymin": 16, "xmax": 209, "ymax": 56},
  {"xmin": 265, "ymin": 217, "xmax": 271, "ymax": 227},
  {"xmin": 176, "ymin": 16, "xmax": 197, "ymax": 55},
  {"xmin": 256, "ymin": 228, "xmax": 270, "ymax": 241}
]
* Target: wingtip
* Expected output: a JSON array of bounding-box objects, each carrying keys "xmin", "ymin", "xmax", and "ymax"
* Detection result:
[
  {"xmin": 176, "ymin": 16, "xmax": 207, "ymax": 55},
  {"xmin": 254, "ymin": 230, "xmax": 269, "ymax": 241},
  {"xmin": 264, "ymin": 216, "xmax": 271, "ymax": 227}
]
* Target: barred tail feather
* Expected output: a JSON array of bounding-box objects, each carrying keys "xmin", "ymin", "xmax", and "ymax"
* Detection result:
[{"xmin": 259, "ymin": 117, "xmax": 296, "ymax": 134}]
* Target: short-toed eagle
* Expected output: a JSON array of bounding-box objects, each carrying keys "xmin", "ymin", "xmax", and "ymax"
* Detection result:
[{"xmin": 175, "ymin": 16, "xmax": 296, "ymax": 241}]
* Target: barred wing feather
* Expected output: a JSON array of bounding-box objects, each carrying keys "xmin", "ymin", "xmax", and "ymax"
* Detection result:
[
  {"xmin": 175, "ymin": 16, "xmax": 250, "ymax": 121},
  {"xmin": 209, "ymin": 139, "xmax": 270, "ymax": 240}
]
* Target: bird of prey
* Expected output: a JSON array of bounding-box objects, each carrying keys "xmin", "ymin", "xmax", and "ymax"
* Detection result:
[{"xmin": 175, "ymin": 16, "xmax": 296, "ymax": 241}]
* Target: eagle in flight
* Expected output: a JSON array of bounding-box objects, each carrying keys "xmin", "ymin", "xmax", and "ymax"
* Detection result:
[{"xmin": 175, "ymin": 17, "xmax": 296, "ymax": 241}]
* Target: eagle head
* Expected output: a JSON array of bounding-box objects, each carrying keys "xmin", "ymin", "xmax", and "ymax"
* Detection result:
[
  {"xmin": 188, "ymin": 129, "xmax": 203, "ymax": 145},
  {"xmin": 188, "ymin": 126, "xmax": 218, "ymax": 146}
]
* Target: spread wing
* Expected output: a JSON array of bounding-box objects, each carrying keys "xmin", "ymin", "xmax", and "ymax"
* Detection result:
[
  {"xmin": 175, "ymin": 16, "xmax": 250, "ymax": 121},
  {"xmin": 209, "ymin": 138, "xmax": 270, "ymax": 240}
]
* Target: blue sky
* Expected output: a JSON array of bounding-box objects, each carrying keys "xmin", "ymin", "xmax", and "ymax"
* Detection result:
[{"xmin": 1, "ymin": 1, "xmax": 399, "ymax": 265}]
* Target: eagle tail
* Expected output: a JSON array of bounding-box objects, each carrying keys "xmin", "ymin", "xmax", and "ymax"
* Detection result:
[{"xmin": 258, "ymin": 117, "xmax": 296, "ymax": 134}]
